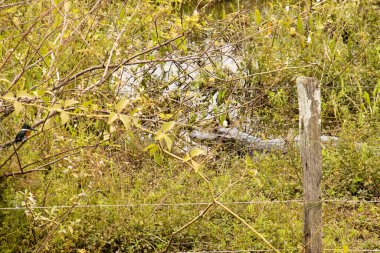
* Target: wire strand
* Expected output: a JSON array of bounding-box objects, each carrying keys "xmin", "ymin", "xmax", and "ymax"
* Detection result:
[{"xmin": 0, "ymin": 199, "xmax": 378, "ymax": 211}]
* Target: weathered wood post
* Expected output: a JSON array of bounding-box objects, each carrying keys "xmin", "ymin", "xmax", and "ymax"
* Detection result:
[{"xmin": 296, "ymin": 76, "xmax": 322, "ymax": 253}]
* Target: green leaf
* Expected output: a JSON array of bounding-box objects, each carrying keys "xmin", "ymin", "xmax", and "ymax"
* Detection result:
[
  {"xmin": 14, "ymin": 101, "xmax": 23, "ymax": 114},
  {"xmin": 297, "ymin": 15, "xmax": 303, "ymax": 34},
  {"xmin": 16, "ymin": 90, "xmax": 35, "ymax": 99},
  {"xmin": 60, "ymin": 111, "xmax": 70, "ymax": 125},
  {"xmin": 119, "ymin": 114, "xmax": 130, "ymax": 129},
  {"xmin": 255, "ymin": 9, "xmax": 262, "ymax": 25},
  {"xmin": 190, "ymin": 147, "xmax": 205, "ymax": 158},
  {"xmin": 163, "ymin": 135, "xmax": 173, "ymax": 151},
  {"xmin": 144, "ymin": 143, "xmax": 158, "ymax": 152},
  {"xmin": 154, "ymin": 152, "xmax": 163, "ymax": 165},
  {"xmin": 25, "ymin": 77, "xmax": 33, "ymax": 89},
  {"xmin": 115, "ymin": 99, "xmax": 129, "ymax": 113},
  {"xmin": 64, "ymin": 99, "xmax": 79, "ymax": 108},
  {"xmin": 245, "ymin": 155, "xmax": 253, "ymax": 167},
  {"xmin": 3, "ymin": 92, "xmax": 15, "ymax": 100},
  {"xmin": 161, "ymin": 121, "xmax": 175, "ymax": 133},
  {"xmin": 363, "ymin": 91, "xmax": 371, "ymax": 108},
  {"xmin": 108, "ymin": 112, "xmax": 118, "ymax": 124}
]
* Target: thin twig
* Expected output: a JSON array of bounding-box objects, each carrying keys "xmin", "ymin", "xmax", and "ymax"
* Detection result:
[
  {"xmin": 12, "ymin": 143, "xmax": 23, "ymax": 173},
  {"xmin": 161, "ymin": 202, "xmax": 214, "ymax": 253},
  {"xmin": 215, "ymin": 200, "xmax": 281, "ymax": 253}
]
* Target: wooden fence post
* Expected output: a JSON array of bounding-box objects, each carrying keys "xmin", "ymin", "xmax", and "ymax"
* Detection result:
[{"xmin": 296, "ymin": 76, "xmax": 322, "ymax": 253}]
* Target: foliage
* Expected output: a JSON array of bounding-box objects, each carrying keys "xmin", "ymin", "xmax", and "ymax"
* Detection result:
[{"xmin": 0, "ymin": 0, "xmax": 379, "ymax": 252}]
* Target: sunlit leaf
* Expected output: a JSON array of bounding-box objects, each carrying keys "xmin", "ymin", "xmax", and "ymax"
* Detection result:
[
  {"xmin": 363, "ymin": 91, "xmax": 371, "ymax": 108},
  {"xmin": 103, "ymin": 133, "xmax": 110, "ymax": 141},
  {"xmin": 16, "ymin": 90, "xmax": 35, "ymax": 99},
  {"xmin": 255, "ymin": 9, "xmax": 262, "ymax": 25},
  {"xmin": 155, "ymin": 130, "xmax": 165, "ymax": 141},
  {"xmin": 108, "ymin": 112, "xmax": 118, "ymax": 124},
  {"xmin": 34, "ymin": 89, "xmax": 45, "ymax": 97},
  {"xmin": 2, "ymin": 92, "xmax": 15, "ymax": 100},
  {"xmin": 144, "ymin": 143, "xmax": 158, "ymax": 152},
  {"xmin": 64, "ymin": 1, "xmax": 71, "ymax": 12},
  {"xmin": 64, "ymin": 99, "xmax": 79, "ymax": 108},
  {"xmin": 190, "ymin": 147, "xmax": 205, "ymax": 158},
  {"xmin": 60, "ymin": 111, "xmax": 70, "ymax": 125},
  {"xmin": 45, "ymin": 118, "xmax": 53, "ymax": 129},
  {"xmin": 115, "ymin": 99, "xmax": 129, "ymax": 113},
  {"xmin": 289, "ymin": 27, "xmax": 297, "ymax": 36},
  {"xmin": 119, "ymin": 114, "xmax": 130, "ymax": 129},
  {"xmin": 183, "ymin": 154, "xmax": 191, "ymax": 162},
  {"xmin": 14, "ymin": 101, "xmax": 23, "ymax": 114},
  {"xmin": 159, "ymin": 113, "xmax": 173, "ymax": 120},
  {"xmin": 161, "ymin": 121, "xmax": 175, "ymax": 133},
  {"xmin": 50, "ymin": 104, "xmax": 63, "ymax": 112},
  {"xmin": 163, "ymin": 135, "xmax": 173, "ymax": 151},
  {"xmin": 191, "ymin": 160, "xmax": 200, "ymax": 173}
]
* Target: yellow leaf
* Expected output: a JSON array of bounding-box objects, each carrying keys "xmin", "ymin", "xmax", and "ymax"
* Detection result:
[
  {"xmin": 161, "ymin": 121, "xmax": 175, "ymax": 133},
  {"xmin": 119, "ymin": 114, "xmax": 130, "ymax": 129},
  {"xmin": 183, "ymin": 154, "xmax": 191, "ymax": 162},
  {"xmin": 343, "ymin": 245, "xmax": 349, "ymax": 253},
  {"xmin": 16, "ymin": 90, "xmax": 35, "ymax": 99},
  {"xmin": 155, "ymin": 130, "xmax": 165, "ymax": 141},
  {"xmin": 159, "ymin": 113, "xmax": 173, "ymax": 120},
  {"xmin": 64, "ymin": 1, "xmax": 71, "ymax": 12},
  {"xmin": 115, "ymin": 99, "xmax": 129, "ymax": 113},
  {"xmin": 14, "ymin": 101, "xmax": 23, "ymax": 114},
  {"xmin": 45, "ymin": 118, "xmax": 53, "ymax": 129},
  {"xmin": 191, "ymin": 160, "xmax": 200, "ymax": 173},
  {"xmin": 103, "ymin": 133, "xmax": 110, "ymax": 141},
  {"xmin": 64, "ymin": 99, "xmax": 79, "ymax": 108},
  {"xmin": 2, "ymin": 92, "xmax": 15, "ymax": 100},
  {"xmin": 190, "ymin": 147, "xmax": 205, "ymax": 158},
  {"xmin": 163, "ymin": 135, "xmax": 173, "ymax": 151},
  {"xmin": 132, "ymin": 117, "xmax": 140, "ymax": 126},
  {"xmin": 60, "ymin": 111, "xmax": 70, "ymax": 125},
  {"xmin": 108, "ymin": 112, "xmax": 118, "ymax": 124},
  {"xmin": 289, "ymin": 27, "xmax": 297, "ymax": 37},
  {"xmin": 50, "ymin": 104, "xmax": 62, "ymax": 112},
  {"xmin": 255, "ymin": 9, "xmax": 262, "ymax": 25}
]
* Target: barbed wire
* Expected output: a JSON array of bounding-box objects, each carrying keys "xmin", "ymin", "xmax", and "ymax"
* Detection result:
[{"xmin": 0, "ymin": 199, "xmax": 378, "ymax": 211}]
